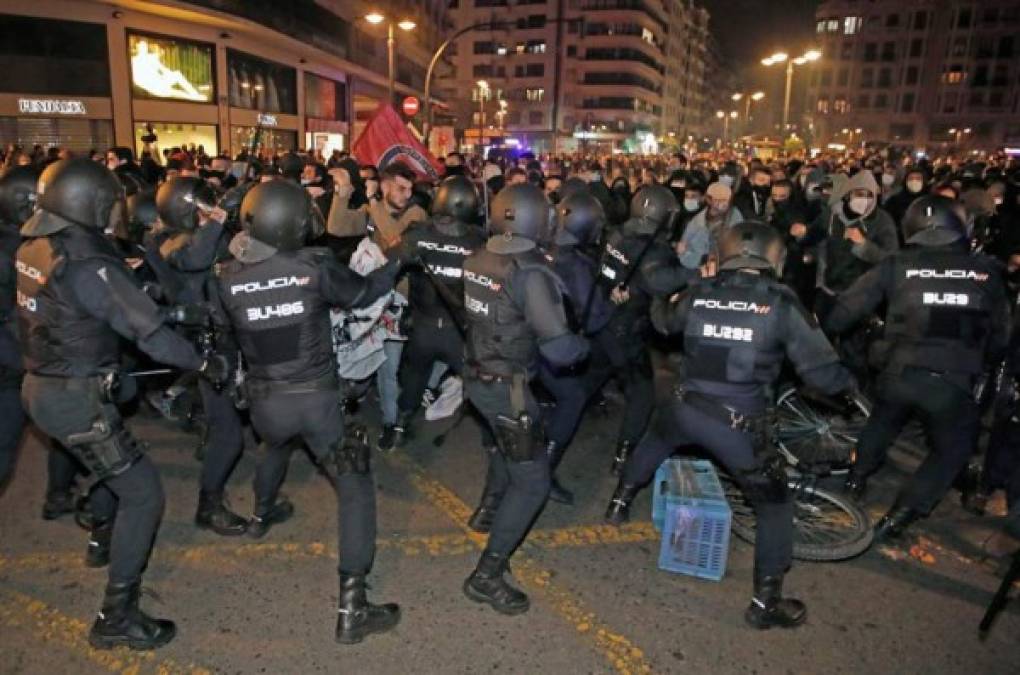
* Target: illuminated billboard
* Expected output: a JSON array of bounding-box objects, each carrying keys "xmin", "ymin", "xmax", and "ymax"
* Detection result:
[{"xmin": 129, "ymin": 33, "xmax": 214, "ymax": 103}]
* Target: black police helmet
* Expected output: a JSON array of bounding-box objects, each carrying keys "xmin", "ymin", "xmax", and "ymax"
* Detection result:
[
  {"xmin": 277, "ymin": 152, "xmax": 305, "ymax": 181},
  {"xmin": 718, "ymin": 220, "xmax": 786, "ymax": 273},
  {"xmin": 433, "ymin": 175, "xmax": 479, "ymax": 223},
  {"xmin": 239, "ymin": 179, "xmax": 313, "ymax": 253},
  {"xmin": 118, "ymin": 190, "xmax": 158, "ymax": 244},
  {"xmin": 22, "ymin": 158, "xmax": 125, "ymax": 236},
  {"xmin": 489, "ymin": 183, "xmax": 551, "ymax": 242},
  {"xmin": 156, "ymin": 176, "xmax": 216, "ymax": 231},
  {"xmin": 901, "ymin": 195, "xmax": 967, "ymax": 246},
  {"xmin": 559, "ymin": 176, "xmax": 589, "ymax": 201},
  {"xmin": 630, "ymin": 184, "xmax": 678, "ymax": 231},
  {"xmin": 0, "ymin": 165, "xmax": 39, "ymax": 228},
  {"xmin": 555, "ymin": 191, "xmax": 605, "ymax": 247}
]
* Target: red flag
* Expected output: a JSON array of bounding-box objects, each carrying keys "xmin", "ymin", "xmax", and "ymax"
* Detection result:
[{"xmin": 352, "ymin": 104, "xmax": 444, "ymax": 180}]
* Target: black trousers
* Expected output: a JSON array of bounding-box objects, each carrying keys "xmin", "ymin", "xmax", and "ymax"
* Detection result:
[
  {"xmin": 982, "ymin": 413, "xmax": 1020, "ymax": 510},
  {"xmin": 397, "ymin": 319, "xmax": 463, "ymax": 416},
  {"xmin": 249, "ymin": 388, "xmax": 375, "ymax": 575},
  {"xmin": 464, "ymin": 376, "xmax": 550, "ymax": 558},
  {"xmin": 624, "ymin": 396, "xmax": 793, "ymax": 578},
  {"xmin": 0, "ymin": 384, "xmax": 25, "ymax": 489},
  {"xmin": 197, "ymin": 379, "xmax": 245, "ymax": 497},
  {"xmin": 855, "ymin": 367, "xmax": 979, "ymax": 514},
  {"xmin": 22, "ymin": 374, "xmax": 164, "ymax": 586}
]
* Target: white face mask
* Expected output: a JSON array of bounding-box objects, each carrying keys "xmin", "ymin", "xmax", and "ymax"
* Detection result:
[
  {"xmin": 993, "ymin": 196, "xmax": 1004, "ymax": 206},
  {"xmin": 849, "ymin": 196, "xmax": 872, "ymax": 216},
  {"xmin": 881, "ymin": 173, "xmax": 895, "ymax": 186},
  {"xmin": 719, "ymin": 175, "xmax": 735, "ymax": 187},
  {"xmin": 906, "ymin": 179, "xmax": 923, "ymax": 193},
  {"xmin": 684, "ymin": 198, "xmax": 701, "ymax": 211}
]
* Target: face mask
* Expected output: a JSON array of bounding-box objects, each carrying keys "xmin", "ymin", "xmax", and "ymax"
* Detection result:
[
  {"xmin": 772, "ymin": 197, "xmax": 788, "ymax": 207},
  {"xmin": 719, "ymin": 175, "xmax": 735, "ymax": 187},
  {"xmin": 881, "ymin": 173, "xmax": 895, "ymax": 186},
  {"xmin": 993, "ymin": 196, "xmax": 1003, "ymax": 206},
  {"xmin": 710, "ymin": 202, "xmax": 729, "ymax": 215},
  {"xmin": 548, "ymin": 191, "xmax": 560, "ymax": 204},
  {"xmin": 753, "ymin": 183, "xmax": 770, "ymax": 193},
  {"xmin": 683, "ymin": 198, "xmax": 701, "ymax": 211},
  {"xmin": 906, "ymin": 179, "xmax": 923, "ymax": 193},
  {"xmin": 849, "ymin": 196, "xmax": 872, "ymax": 216}
]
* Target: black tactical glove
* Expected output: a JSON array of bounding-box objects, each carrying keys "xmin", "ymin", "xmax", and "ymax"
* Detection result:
[{"xmin": 199, "ymin": 353, "xmax": 231, "ymax": 388}]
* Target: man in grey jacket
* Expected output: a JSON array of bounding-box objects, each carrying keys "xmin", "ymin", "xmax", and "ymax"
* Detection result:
[{"xmin": 677, "ymin": 181, "xmax": 744, "ymax": 269}]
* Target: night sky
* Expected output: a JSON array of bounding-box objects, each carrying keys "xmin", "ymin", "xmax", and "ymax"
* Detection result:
[{"xmin": 700, "ymin": 0, "xmax": 822, "ymax": 69}]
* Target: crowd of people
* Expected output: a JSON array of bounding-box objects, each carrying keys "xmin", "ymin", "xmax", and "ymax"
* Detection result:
[{"xmin": 0, "ymin": 135, "xmax": 1018, "ymax": 650}]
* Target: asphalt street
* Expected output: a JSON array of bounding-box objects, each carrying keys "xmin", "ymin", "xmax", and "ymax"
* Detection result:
[{"xmin": 1, "ymin": 390, "xmax": 1018, "ymax": 675}]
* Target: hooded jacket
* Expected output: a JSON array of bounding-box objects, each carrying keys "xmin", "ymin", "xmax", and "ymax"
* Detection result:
[{"xmin": 815, "ymin": 170, "xmax": 899, "ymax": 294}]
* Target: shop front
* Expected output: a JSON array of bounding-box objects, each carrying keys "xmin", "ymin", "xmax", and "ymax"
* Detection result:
[
  {"xmin": 227, "ymin": 49, "xmax": 299, "ymax": 157},
  {"xmin": 304, "ymin": 72, "xmax": 348, "ymax": 158},
  {"xmin": 0, "ymin": 13, "xmax": 114, "ymax": 152}
]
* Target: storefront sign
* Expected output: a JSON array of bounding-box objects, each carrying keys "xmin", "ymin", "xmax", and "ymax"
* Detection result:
[
  {"xmin": 18, "ymin": 99, "xmax": 87, "ymax": 115},
  {"xmin": 257, "ymin": 113, "xmax": 278, "ymax": 127}
]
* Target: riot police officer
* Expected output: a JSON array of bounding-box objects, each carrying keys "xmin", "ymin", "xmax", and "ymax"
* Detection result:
[
  {"xmin": 825, "ymin": 196, "xmax": 1011, "ymax": 541},
  {"xmin": 598, "ymin": 185, "xmax": 695, "ymax": 474},
  {"xmin": 605, "ymin": 220, "xmax": 854, "ymax": 629},
  {"xmin": 213, "ymin": 179, "xmax": 401, "ymax": 644},
  {"xmin": 461, "ymin": 183, "xmax": 588, "ymax": 614},
  {"xmin": 392, "ymin": 175, "xmax": 486, "ymax": 445},
  {"xmin": 0, "ymin": 166, "xmax": 34, "ymax": 488},
  {"xmin": 538, "ymin": 191, "xmax": 613, "ymax": 504},
  {"xmin": 15, "ymin": 158, "xmax": 226, "ymax": 650},
  {"xmin": 153, "ymin": 175, "xmax": 249, "ymax": 536}
]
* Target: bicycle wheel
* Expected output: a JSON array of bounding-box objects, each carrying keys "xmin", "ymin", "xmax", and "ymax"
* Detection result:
[
  {"xmin": 774, "ymin": 387, "xmax": 870, "ymax": 473},
  {"xmin": 722, "ymin": 473, "xmax": 874, "ymax": 562}
]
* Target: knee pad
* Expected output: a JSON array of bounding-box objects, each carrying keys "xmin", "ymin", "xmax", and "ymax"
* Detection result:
[
  {"xmin": 334, "ymin": 426, "xmax": 371, "ymax": 476},
  {"xmin": 66, "ymin": 416, "xmax": 143, "ymax": 480}
]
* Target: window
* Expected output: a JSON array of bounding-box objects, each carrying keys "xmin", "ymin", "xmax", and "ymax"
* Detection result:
[
  {"xmin": 982, "ymin": 7, "xmax": 999, "ymax": 25},
  {"xmin": 228, "ymin": 50, "xmax": 296, "ymax": 113},
  {"xmin": 904, "ymin": 66, "xmax": 919, "ymax": 85},
  {"xmin": 841, "ymin": 42, "xmax": 854, "ymax": 60},
  {"xmin": 514, "ymin": 63, "xmax": 544, "ymax": 77},
  {"xmin": 132, "ymin": 33, "xmax": 215, "ymax": 103},
  {"xmin": 942, "ymin": 93, "xmax": 957, "ymax": 113},
  {"xmin": 950, "ymin": 37, "xmax": 967, "ymax": 57},
  {"xmin": 974, "ymin": 65, "xmax": 989, "ymax": 86},
  {"xmin": 304, "ymin": 72, "xmax": 345, "ymax": 121},
  {"xmin": 816, "ymin": 97, "xmax": 830, "ymax": 114},
  {"xmin": 474, "ymin": 0, "xmax": 507, "ymax": 6},
  {"xmin": 816, "ymin": 20, "xmax": 826, "ymax": 34},
  {"xmin": 999, "ymin": 36, "xmax": 1015, "ymax": 58},
  {"xmin": 826, "ymin": 19, "xmax": 839, "ymax": 33},
  {"xmin": 889, "ymin": 123, "xmax": 914, "ymax": 140},
  {"xmin": 861, "ymin": 68, "xmax": 874, "ymax": 88},
  {"xmin": 900, "ymin": 92, "xmax": 915, "ymax": 112},
  {"xmin": 526, "ymin": 40, "xmax": 547, "ymax": 54},
  {"xmin": 473, "ymin": 64, "xmax": 494, "ymax": 77},
  {"xmin": 0, "ymin": 15, "xmax": 110, "ymax": 96},
  {"xmin": 913, "ymin": 11, "xmax": 928, "ymax": 30},
  {"xmin": 968, "ymin": 91, "xmax": 984, "ymax": 108},
  {"xmin": 474, "ymin": 41, "xmax": 495, "ymax": 54},
  {"xmin": 989, "ymin": 91, "xmax": 1005, "ymax": 108},
  {"xmin": 956, "ymin": 8, "xmax": 972, "ymax": 29},
  {"xmin": 516, "ymin": 15, "xmax": 545, "ymax": 29},
  {"xmin": 943, "ymin": 65, "xmax": 965, "ymax": 84},
  {"xmin": 874, "ymin": 93, "xmax": 888, "ymax": 109},
  {"xmin": 833, "ymin": 96, "xmax": 848, "ymax": 114},
  {"xmin": 886, "ymin": 13, "xmax": 900, "ymax": 28},
  {"xmin": 525, "ymin": 87, "xmax": 545, "ymax": 101},
  {"xmin": 863, "ymin": 43, "xmax": 878, "ymax": 62},
  {"xmin": 471, "ymin": 111, "xmax": 486, "ymax": 125},
  {"xmin": 881, "ymin": 42, "xmax": 896, "ymax": 61},
  {"xmin": 909, "ymin": 38, "xmax": 924, "ymax": 58},
  {"xmin": 877, "ymin": 68, "xmax": 892, "ymax": 87},
  {"xmin": 567, "ymin": 45, "xmax": 577, "ymax": 57},
  {"xmin": 844, "ymin": 16, "xmax": 863, "ymax": 35},
  {"xmin": 528, "ymin": 110, "xmax": 543, "ymax": 125},
  {"xmin": 857, "ymin": 93, "xmax": 870, "ymax": 109},
  {"xmin": 820, "ymin": 69, "xmax": 832, "ymax": 86},
  {"xmin": 837, "ymin": 68, "xmax": 849, "ymax": 86},
  {"xmin": 975, "ymin": 36, "xmax": 996, "ymax": 59},
  {"xmin": 993, "ymin": 64, "xmax": 1009, "ymax": 87}
]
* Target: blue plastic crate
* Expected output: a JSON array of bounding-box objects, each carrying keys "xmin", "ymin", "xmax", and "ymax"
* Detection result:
[
  {"xmin": 651, "ymin": 459, "xmax": 731, "ymax": 582},
  {"xmin": 651, "ymin": 458, "xmax": 727, "ymax": 532}
]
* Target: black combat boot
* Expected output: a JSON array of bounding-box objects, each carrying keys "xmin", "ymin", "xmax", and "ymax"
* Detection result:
[
  {"xmin": 546, "ymin": 441, "xmax": 574, "ymax": 506},
  {"xmin": 195, "ymin": 491, "xmax": 248, "ymax": 536},
  {"xmin": 42, "ymin": 490, "xmax": 77, "ymax": 520},
  {"xmin": 463, "ymin": 551, "xmax": 530, "ymax": 615},
  {"xmin": 611, "ymin": 440, "xmax": 634, "ymax": 476},
  {"xmin": 88, "ymin": 581, "xmax": 176, "ymax": 650},
  {"xmin": 744, "ymin": 573, "xmax": 807, "ymax": 629},
  {"xmin": 247, "ymin": 497, "xmax": 295, "ymax": 539},
  {"xmin": 335, "ymin": 573, "xmax": 401, "ymax": 644},
  {"xmin": 604, "ymin": 482, "xmax": 639, "ymax": 526},
  {"xmin": 85, "ymin": 519, "xmax": 114, "ymax": 568},
  {"xmin": 873, "ymin": 501, "xmax": 921, "ymax": 543}
]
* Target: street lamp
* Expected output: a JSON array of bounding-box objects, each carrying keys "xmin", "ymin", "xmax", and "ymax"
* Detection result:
[
  {"xmin": 949, "ymin": 127, "xmax": 972, "ymax": 146},
  {"xmin": 762, "ymin": 48, "xmax": 820, "ymax": 137},
  {"xmin": 364, "ymin": 11, "xmax": 416, "ymax": 105},
  {"xmin": 717, "ymin": 110, "xmax": 738, "ymax": 143},
  {"xmin": 842, "ymin": 127, "xmax": 863, "ymax": 148},
  {"xmin": 476, "ymin": 80, "xmax": 491, "ymax": 154},
  {"xmin": 732, "ymin": 91, "xmax": 766, "ymax": 130}
]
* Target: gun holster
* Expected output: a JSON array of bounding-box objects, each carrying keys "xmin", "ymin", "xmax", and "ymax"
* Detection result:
[
  {"xmin": 65, "ymin": 406, "xmax": 144, "ymax": 480},
  {"xmin": 493, "ymin": 373, "xmax": 542, "ymax": 462}
]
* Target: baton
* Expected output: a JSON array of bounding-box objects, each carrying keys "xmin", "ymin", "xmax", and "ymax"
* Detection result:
[
  {"xmin": 979, "ymin": 548, "xmax": 1020, "ymax": 637},
  {"xmin": 126, "ymin": 369, "xmax": 175, "ymax": 377}
]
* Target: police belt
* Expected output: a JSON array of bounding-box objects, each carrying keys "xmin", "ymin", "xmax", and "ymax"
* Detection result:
[
  {"xmin": 465, "ymin": 364, "xmax": 529, "ymax": 416},
  {"xmin": 672, "ymin": 385, "xmax": 765, "ymax": 433},
  {"xmin": 245, "ymin": 372, "xmax": 338, "ymax": 400}
]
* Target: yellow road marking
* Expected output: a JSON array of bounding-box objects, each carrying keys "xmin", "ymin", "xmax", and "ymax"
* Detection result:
[
  {"xmin": 0, "ymin": 588, "xmax": 211, "ymax": 674},
  {"xmin": 389, "ymin": 453, "xmax": 654, "ymax": 675},
  {"xmin": 0, "ymin": 524, "xmax": 658, "ymax": 574}
]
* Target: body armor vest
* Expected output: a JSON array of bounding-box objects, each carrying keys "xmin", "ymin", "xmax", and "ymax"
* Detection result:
[
  {"xmin": 16, "ymin": 227, "xmax": 123, "ymax": 376},
  {"xmin": 464, "ymin": 247, "xmax": 548, "ymax": 376},
  {"xmin": 884, "ymin": 248, "xmax": 998, "ymax": 375},
  {"xmin": 217, "ymin": 248, "xmax": 335, "ymax": 383},
  {"xmin": 552, "ymin": 246, "xmax": 611, "ymax": 335},
  {"xmin": 406, "ymin": 221, "xmax": 484, "ymax": 321}
]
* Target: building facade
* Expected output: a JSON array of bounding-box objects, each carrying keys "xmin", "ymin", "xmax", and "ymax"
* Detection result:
[
  {"xmin": 437, "ymin": 0, "xmax": 715, "ymax": 154},
  {"xmin": 807, "ymin": 0, "xmax": 1020, "ymax": 151},
  {"xmin": 0, "ymin": 0, "xmax": 447, "ymax": 159}
]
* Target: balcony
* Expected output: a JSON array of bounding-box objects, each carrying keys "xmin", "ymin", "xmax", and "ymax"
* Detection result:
[
  {"xmin": 580, "ymin": 72, "xmax": 662, "ymax": 95},
  {"xmin": 584, "ymin": 47, "xmax": 665, "ymax": 75},
  {"xmin": 579, "ymin": 0, "xmax": 668, "ymax": 32}
]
